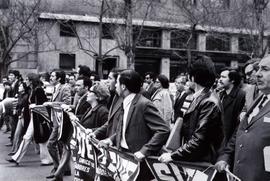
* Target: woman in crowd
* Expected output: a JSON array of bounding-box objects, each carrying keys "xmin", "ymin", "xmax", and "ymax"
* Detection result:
[
  {"xmin": 9, "ymin": 81, "xmax": 30, "ymax": 155},
  {"xmin": 80, "ymin": 82, "xmax": 109, "ymax": 130},
  {"xmin": 151, "ymin": 74, "xmax": 173, "ymax": 123},
  {"xmin": 7, "ymin": 73, "xmax": 52, "ymax": 165}
]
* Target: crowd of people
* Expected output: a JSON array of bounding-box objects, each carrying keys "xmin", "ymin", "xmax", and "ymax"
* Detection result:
[{"xmin": 0, "ymin": 54, "xmax": 269, "ymax": 181}]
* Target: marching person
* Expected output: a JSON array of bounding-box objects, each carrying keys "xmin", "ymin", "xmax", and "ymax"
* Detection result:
[
  {"xmin": 215, "ymin": 55, "xmax": 270, "ymax": 181},
  {"xmin": 99, "ymin": 69, "xmax": 170, "ymax": 181},
  {"xmin": 6, "ymin": 73, "xmax": 52, "ymax": 166},
  {"xmin": 45, "ymin": 70, "xmax": 71, "ymax": 181},
  {"xmin": 159, "ymin": 55, "xmax": 224, "ymax": 164}
]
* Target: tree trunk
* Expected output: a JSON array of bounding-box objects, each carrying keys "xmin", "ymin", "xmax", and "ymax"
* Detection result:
[{"xmin": 125, "ymin": 0, "xmax": 135, "ymax": 70}]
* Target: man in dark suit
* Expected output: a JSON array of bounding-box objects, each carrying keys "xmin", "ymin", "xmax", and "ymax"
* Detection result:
[
  {"xmin": 216, "ymin": 55, "xmax": 270, "ymax": 181},
  {"xmin": 93, "ymin": 69, "xmax": 123, "ymax": 140},
  {"xmin": 45, "ymin": 70, "xmax": 71, "ymax": 181},
  {"xmin": 142, "ymin": 72, "xmax": 157, "ymax": 99},
  {"xmin": 173, "ymin": 74, "xmax": 187, "ymax": 123},
  {"xmin": 99, "ymin": 70, "xmax": 170, "ymax": 181},
  {"xmin": 63, "ymin": 76, "xmax": 92, "ymax": 120},
  {"xmin": 217, "ymin": 68, "xmax": 246, "ymax": 144}
]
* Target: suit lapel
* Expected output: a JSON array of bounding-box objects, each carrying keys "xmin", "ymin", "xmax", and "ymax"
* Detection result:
[
  {"xmin": 52, "ymin": 84, "xmax": 62, "ymax": 101},
  {"xmin": 108, "ymin": 96, "xmax": 123, "ymax": 121},
  {"xmin": 247, "ymin": 98, "xmax": 270, "ymax": 128},
  {"xmin": 75, "ymin": 94, "xmax": 87, "ymax": 114}
]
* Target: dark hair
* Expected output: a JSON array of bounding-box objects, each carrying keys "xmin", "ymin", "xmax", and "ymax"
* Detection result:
[
  {"xmin": 77, "ymin": 76, "xmax": 93, "ymax": 90},
  {"xmin": 78, "ymin": 65, "xmax": 91, "ymax": 78},
  {"xmin": 145, "ymin": 72, "xmax": 156, "ymax": 80},
  {"xmin": 40, "ymin": 72, "xmax": 50, "ymax": 82},
  {"xmin": 19, "ymin": 81, "xmax": 30, "ymax": 93},
  {"xmin": 90, "ymin": 72, "xmax": 100, "ymax": 81},
  {"xmin": 157, "ymin": 74, "xmax": 169, "ymax": 89},
  {"xmin": 51, "ymin": 70, "xmax": 66, "ymax": 84},
  {"xmin": 220, "ymin": 67, "xmax": 242, "ymax": 86},
  {"xmin": 189, "ymin": 55, "xmax": 216, "ymax": 88},
  {"xmin": 8, "ymin": 70, "xmax": 20, "ymax": 78},
  {"xmin": 27, "ymin": 73, "xmax": 43, "ymax": 88},
  {"xmin": 110, "ymin": 68, "xmax": 123, "ymax": 80},
  {"xmin": 3, "ymin": 81, "xmax": 11, "ymax": 86},
  {"xmin": 119, "ymin": 70, "xmax": 142, "ymax": 93}
]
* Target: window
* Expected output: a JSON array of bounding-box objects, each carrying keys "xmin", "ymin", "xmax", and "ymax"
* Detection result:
[
  {"xmin": 60, "ymin": 21, "xmax": 76, "ymax": 37},
  {"xmin": 171, "ymin": 30, "xmax": 197, "ymax": 49},
  {"xmin": 206, "ymin": 33, "xmax": 230, "ymax": 51},
  {"xmin": 134, "ymin": 27, "xmax": 162, "ymax": 48},
  {"xmin": 59, "ymin": 53, "xmax": 75, "ymax": 70},
  {"xmin": 102, "ymin": 24, "xmax": 114, "ymax": 39},
  {"xmin": 0, "ymin": 0, "xmax": 9, "ymax": 9},
  {"xmin": 238, "ymin": 35, "xmax": 258, "ymax": 53}
]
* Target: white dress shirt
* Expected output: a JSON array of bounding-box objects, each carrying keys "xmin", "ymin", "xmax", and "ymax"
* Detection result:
[
  {"xmin": 120, "ymin": 93, "xmax": 136, "ymax": 149},
  {"xmin": 248, "ymin": 94, "xmax": 270, "ymax": 123}
]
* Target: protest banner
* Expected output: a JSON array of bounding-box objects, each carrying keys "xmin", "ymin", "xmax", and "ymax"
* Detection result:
[
  {"xmin": 146, "ymin": 157, "xmax": 217, "ymax": 181},
  {"xmin": 66, "ymin": 111, "xmax": 239, "ymax": 181},
  {"xmin": 68, "ymin": 112, "xmax": 140, "ymax": 181}
]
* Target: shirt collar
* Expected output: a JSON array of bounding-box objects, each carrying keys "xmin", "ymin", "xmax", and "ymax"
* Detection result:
[
  {"xmin": 193, "ymin": 87, "xmax": 204, "ymax": 100},
  {"xmin": 123, "ymin": 93, "xmax": 136, "ymax": 108}
]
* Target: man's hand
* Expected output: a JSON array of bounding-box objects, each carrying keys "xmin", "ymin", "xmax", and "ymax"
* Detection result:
[
  {"xmin": 68, "ymin": 112, "xmax": 79, "ymax": 122},
  {"xmin": 61, "ymin": 104, "xmax": 71, "ymax": 112},
  {"xmin": 215, "ymin": 160, "xmax": 229, "ymax": 172},
  {"xmin": 98, "ymin": 138, "xmax": 112, "ymax": 149},
  {"xmin": 43, "ymin": 102, "xmax": 53, "ymax": 107},
  {"xmin": 134, "ymin": 151, "xmax": 145, "ymax": 162},
  {"xmin": 85, "ymin": 129, "xmax": 92, "ymax": 134},
  {"xmin": 88, "ymin": 132, "xmax": 96, "ymax": 139},
  {"xmin": 158, "ymin": 153, "xmax": 173, "ymax": 163},
  {"xmin": 29, "ymin": 104, "xmax": 36, "ymax": 109}
]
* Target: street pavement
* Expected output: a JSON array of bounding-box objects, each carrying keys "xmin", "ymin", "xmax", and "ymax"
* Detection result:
[{"xmin": 0, "ymin": 127, "xmax": 74, "ymax": 181}]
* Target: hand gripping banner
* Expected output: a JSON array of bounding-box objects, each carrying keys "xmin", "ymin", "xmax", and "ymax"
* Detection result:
[
  {"xmin": 145, "ymin": 157, "xmax": 217, "ymax": 181},
  {"xmin": 67, "ymin": 111, "xmax": 240, "ymax": 181},
  {"xmin": 68, "ymin": 112, "xmax": 140, "ymax": 181}
]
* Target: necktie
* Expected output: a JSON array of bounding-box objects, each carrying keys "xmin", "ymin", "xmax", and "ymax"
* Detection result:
[
  {"xmin": 248, "ymin": 95, "xmax": 268, "ymax": 123},
  {"xmin": 221, "ymin": 91, "xmax": 228, "ymax": 103},
  {"xmin": 259, "ymin": 95, "xmax": 268, "ymax": 110}
]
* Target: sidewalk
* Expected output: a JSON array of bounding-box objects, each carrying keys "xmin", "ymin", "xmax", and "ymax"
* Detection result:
[{"xmin": 0, "ymin": 127, "xmax": 73, "ymax": 181}]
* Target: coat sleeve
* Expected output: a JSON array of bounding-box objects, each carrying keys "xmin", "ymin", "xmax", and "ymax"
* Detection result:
[
  {"xmin": 139, "ymin": 101, "xmax": 170, "ymax": 156},
  {"xmin": 171, "ymin": 101, "xmax": 223, "ymax": 160},
  {"xmin": 217, "ymin": 128, "xmax": 237, "ymax": 166}
]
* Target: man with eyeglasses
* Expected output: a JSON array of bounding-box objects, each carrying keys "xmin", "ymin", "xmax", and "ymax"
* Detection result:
[
  {"xmin": 142, "ymin": 72, "xmax": 157, "ymax": 99},
  {"xmin": 243, "ymin": 58, "xmax": 261, "ymax": 111}
]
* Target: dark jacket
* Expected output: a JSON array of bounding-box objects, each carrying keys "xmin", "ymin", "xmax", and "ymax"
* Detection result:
[
  {"xmin": 171, "ymin": 88, "xmax": 224, "ymax": 163},
  {"xmin": 17, "ymin": 92, "xmax": 30, "ymax": 135},
  {"xmin": 31, "ymin": 87, "xmax": 51, "ymax": 143},
  {"xmin": 94, "ymin": 95, "xmax": 123, "ymax": 140},
  {"xmin": 74, "ymin": 93, "xmax": 90, "ymax": 120},
  {"xmin": 218, "ymin": 94, "xmax": 270, "ymax": 181},
  {"xmin": 110, "ymin": 94, "xmax": 170, "ymax": 156},
  {"xmin": 173, "ymin": 91, "xmax": 188, "ymax": 122},
  {"xmin": 219, "ymin": 86, "xmax": 245, "ymax": 144},
  {"xmin": 80, "ymin": 104, "xmax": 108, "ymax": 129}
]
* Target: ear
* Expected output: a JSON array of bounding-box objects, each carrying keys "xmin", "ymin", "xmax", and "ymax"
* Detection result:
[{"xmin": 121, "ymin": 84, "xmax": 126, "ymax": 90}]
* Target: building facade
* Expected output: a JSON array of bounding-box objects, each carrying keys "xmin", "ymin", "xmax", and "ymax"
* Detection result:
[{"xmin": 3, "ymin": 0, "xmax": 270, "ymax": 79}]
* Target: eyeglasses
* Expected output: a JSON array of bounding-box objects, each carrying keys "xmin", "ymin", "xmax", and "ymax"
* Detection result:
[{"xmin": 145, "ymin": 77, "xmax": 150, "ymax": 80}]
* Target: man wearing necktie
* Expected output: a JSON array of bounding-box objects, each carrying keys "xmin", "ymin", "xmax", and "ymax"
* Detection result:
[
  {"xmin": 216, "ymin": 55, "xmax": 270, "ymax": 181},
  {"xmin": 99, "ymin": 70, "xmax": 170, "ymax": 180}
]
